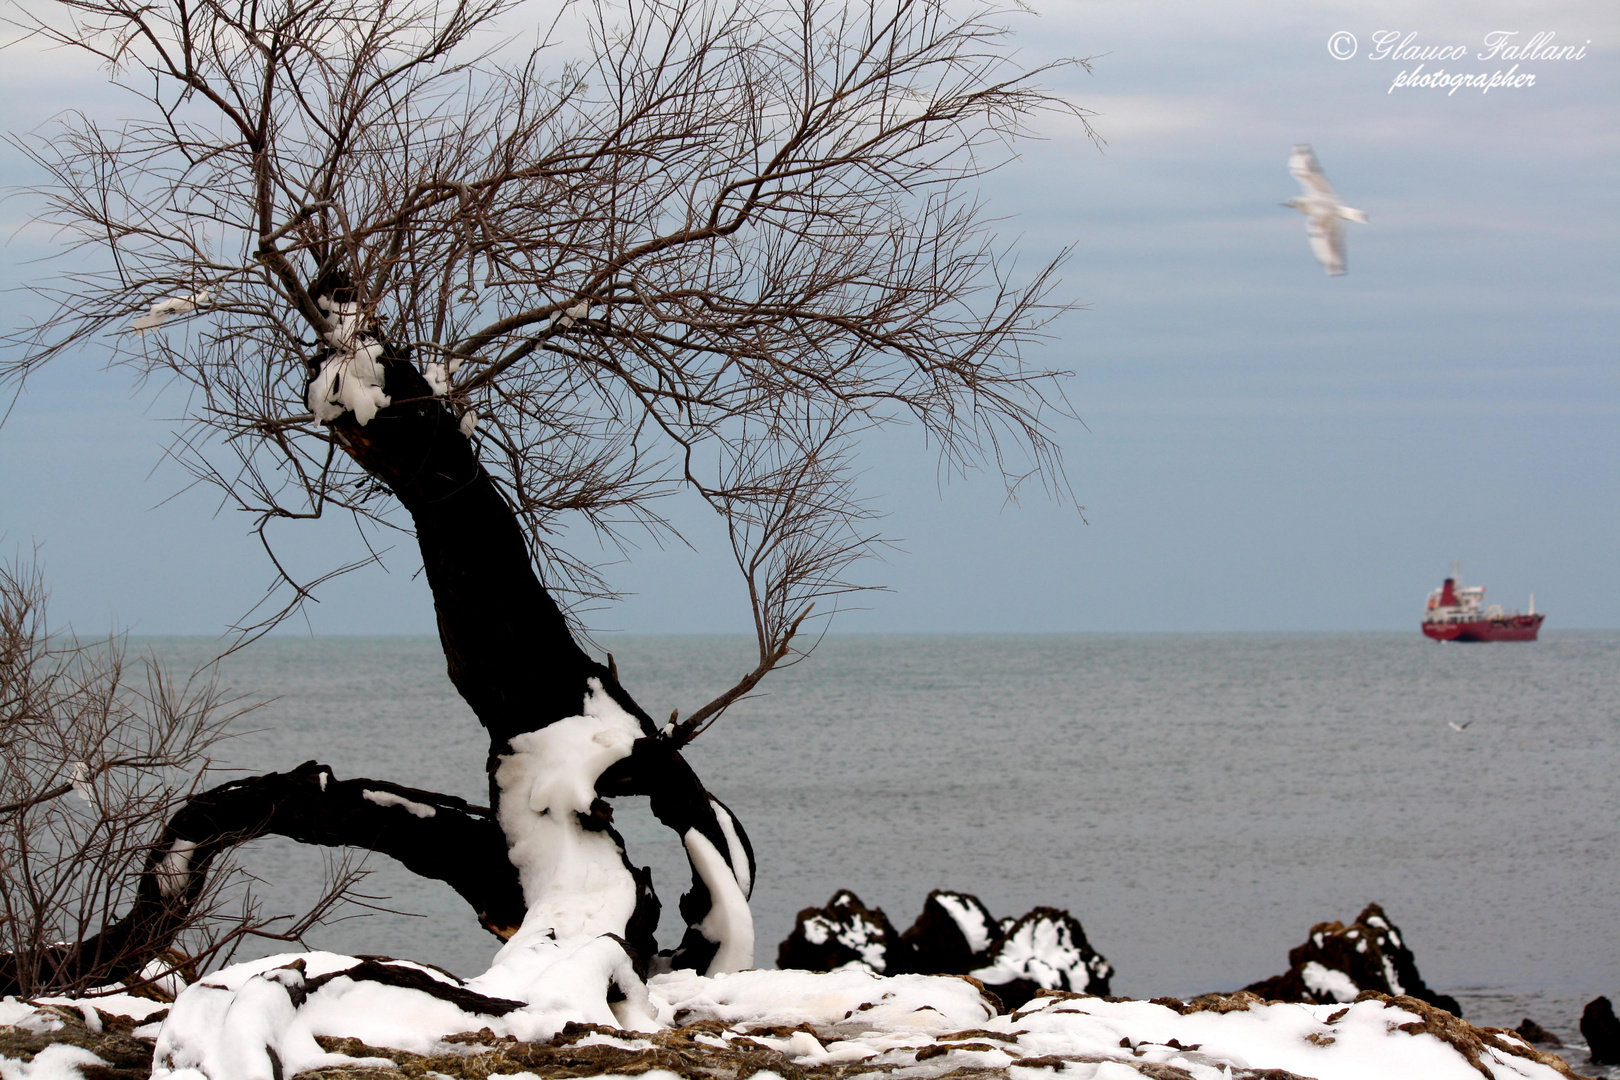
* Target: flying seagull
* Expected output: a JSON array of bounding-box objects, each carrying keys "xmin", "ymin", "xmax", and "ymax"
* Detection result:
[
  {"xmin": 1447, "ymin": 720, "xmax": 1472, "ymax": 733},
  {"xmin": 131, "ymin": 290, "xmax": 210, "ymax": 333},
  {"xmin": 1284, "ymin": 145, "xmax": 1368, "ymax": 275}
]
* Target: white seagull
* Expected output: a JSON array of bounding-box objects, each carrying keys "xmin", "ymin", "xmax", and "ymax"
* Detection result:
[
  {"xmin": 131, "ymin": 290, "xmax": 210, "ymax": 333},
  {"xmin": 1447, "ymin": 720, "xmax": 1473, "ymax": 733},
  {"xmin": 1284, "ymin": 145, "xmax": 1368, "ymax": 276}
]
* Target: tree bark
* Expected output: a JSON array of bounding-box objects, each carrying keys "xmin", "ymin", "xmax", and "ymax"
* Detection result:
[{"xmin": 0, "ymin": 761, "xmax": 526, "ymax": 995}]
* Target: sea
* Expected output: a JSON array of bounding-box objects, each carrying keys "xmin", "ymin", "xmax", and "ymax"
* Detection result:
[{"xmin": 138, "ymin": 631, "xmax": 1620, "ymax": 1068}]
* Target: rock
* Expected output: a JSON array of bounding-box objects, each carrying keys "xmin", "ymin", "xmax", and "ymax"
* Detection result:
[
  {"xmin": 778, "ymin": 890, "xmax": 1112, "ymax": 1014},
  {"xmin": 1516, "ymin": 1017, "xmax": 1561, "ymax": 1047},
  {"xmin": 1581, "ymin": 996, "xmax": 1620, "ymax": 1065},
  {"xmin": 970, "ymin": 906, "xmax": 1113, "ymax": 1009},
  {"xmin": 776, "ymin": 889, "xmax": 903, "ymax": 973},
  {"xmin": 1243, "ymin": 903, "xmax": 1461, "ymax": 1016},
  {"xmin": 894, "ymin": 889, "xmax": 999, "ymax": 975},
  {"xmin": 0, "ymin": 1004, "xmax": 156, "ymax": 1079}
]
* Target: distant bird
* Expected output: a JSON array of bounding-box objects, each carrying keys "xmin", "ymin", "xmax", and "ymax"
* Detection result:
[
  {"xmin": 131, "ymin": 290, "xmax": 210, "ymax": 333},
  {"xmin": 1447, "ymin": 720, "xmax": 1473, "ymax": 733},
  {"xmin": 1284, "ymin": 145, "xmax": 1368, "ymax": 275}
]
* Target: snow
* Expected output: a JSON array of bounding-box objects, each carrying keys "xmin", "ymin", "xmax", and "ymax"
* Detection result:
[
  {"xmin": 423, "ymin": 357, "xmax": 461, "ymax": 397},
  {"xmin": 307, "ymin": 298, "xmax": 390, "ymax": 425},
  {"xmin": 650, "ymin": 967, "xmax": 993, "ymax": 1034},
  {"xmin": 128, "ymin": 680, "xmax": 691, "ymax": 1077},
  {"xmin": 799, "ymin": 911, "xmax": 885, "ymax": 971},
  {"xmin": 68, "ymin": 763, "xmax": 92, "ymax": 804},
  {"xmin": 7, "ymin": 677, "xmax": 1569, "ymax": 1080},
  {"xmin": 682, "ymin": 829, "xmax": 754, "ymax": 974},
  {"xmin": 459, "ymin": 411, "xmax": 478, "ymax": 437},
  {"xmin": 552, "ymin": 301, "xmax": 590, "ymax": 329},
  {"xmin": 26, "ymin": 992, "xmax": 171, "ymax": 1022},
  {"xmin": 362, "ymin": 790, "xmax": 437, "ymax": 818},
  {"xmin": 153, "ymin": 964, "xmax": 395, "ymax": 1080},
  {"xmin": 492, "ymin": 679, "xmax": 643, "ymax": 943},
  {"xmin": 995, "ymin": 995, "xmax": 1566, "ymax": 1080},
  {"xmin": 0, "ymin": 1043, "xmax": 109, "ymax": 1080},
  {"xmin": 1382, "ymin": 954, "xmax": 1406, "ymax": 995},
  {"xmin": 145, "ymin": 942, "xmax": 658, "ymax": 1077},
  {"xmin": 0, "ymin": 999, "xmax": 58, "ymax": 1031},
  {"xmin": 155, "ymin": 839, "xmax": 198, "ymax": 899},
  {"xmin": 1300, "ymin": 959, "xmax": 1359, "ymax": 1003},
  {"xmin": 971, "ymin": 911, "xmax": 1109, "ymax": 992},
  {"xmin": 472, "ymin": 935, "xmax": 657, "ymax": 1038},
  {"xmin": 708, "ymin": 798, "xmax": 752, "ymax": 897},
  {"xmin": 131, "ymin": 292, "xmax": 209, "ymax": 333},
  {"xmin": 11, "ymin": 962, "xmax": 1578, "ymax": 1080},
  {"xmin": 933, "ymin": 892, "xmax": 993, "ymax": 954}
]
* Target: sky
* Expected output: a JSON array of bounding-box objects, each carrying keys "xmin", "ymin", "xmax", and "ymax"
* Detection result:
[{"xmin": 1, "ymin": 0, "xmax": 1615, "ymax": 637}]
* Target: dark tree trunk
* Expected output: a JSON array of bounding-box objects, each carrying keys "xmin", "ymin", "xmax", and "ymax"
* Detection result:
[
  {"xmin": 328, "ymin": 356, "xmax": 641, "ymax": 758},
  {"xmin": 325, "ymin": 351, "xmax": 754, "ymax": 969}
]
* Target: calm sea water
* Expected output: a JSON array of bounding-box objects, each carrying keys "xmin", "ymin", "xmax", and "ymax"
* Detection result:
[{"xmin": 139, "ymin": 632, "xmax": 1619, "ymax": 1060}]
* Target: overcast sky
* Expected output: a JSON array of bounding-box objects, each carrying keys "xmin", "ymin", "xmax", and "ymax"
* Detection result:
[{"xmin": 1, "ymin": 0, "xmax": 1615, "ymax": 636}]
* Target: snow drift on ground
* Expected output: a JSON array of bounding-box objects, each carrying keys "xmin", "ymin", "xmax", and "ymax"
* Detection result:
[{"xmin": 4, "ymin": 962, "xmax": 1588, "ymax": 1080}]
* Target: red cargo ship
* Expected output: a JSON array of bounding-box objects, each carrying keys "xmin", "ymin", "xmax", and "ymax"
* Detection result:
[{"xmin": 1422, "ymin": 568, "xmax": 1544, "ymax": 642}]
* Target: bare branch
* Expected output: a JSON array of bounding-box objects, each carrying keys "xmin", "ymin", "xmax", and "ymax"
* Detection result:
[{"xmin": 3, "ymin": 0, "xmax": 1088, "ymax": 641}]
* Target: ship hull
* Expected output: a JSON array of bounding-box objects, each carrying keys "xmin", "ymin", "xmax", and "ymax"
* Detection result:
[{"xmin": 1422, "ymin": 614, "xmax": 1544, "ymax": 642}]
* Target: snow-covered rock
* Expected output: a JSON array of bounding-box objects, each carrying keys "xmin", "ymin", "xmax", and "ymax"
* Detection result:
[
  {"xmin": 777, "ymin": 889, "xmax": 1111, "ymax": 1009},
  {"xmin": 1244, "ymin": 902, "xmax": 1461, "ymax": 1014},
  {"xmin": 777, "ymin": 889, "xmax": 903, "ymax": 974},
  {"xmin": 0, "ymin": 999, "xmax": 166, "ymax": 1078},
  {"xmin": 970, "ymin": 906, "xmax": 1113, "ymax": 1008},
  {"xmin": 898, "ymin": 889, "xmax": 1000, "ymax": 975}
]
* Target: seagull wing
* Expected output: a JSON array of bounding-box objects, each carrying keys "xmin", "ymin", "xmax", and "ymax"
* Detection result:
[
  {"xmin": 1290, "ymin": 145, "xmax": 1338, "ymax": 199},
  {"xmin": 1305, "ymin": 214, "xmax": 1345, "ymax": 275}
]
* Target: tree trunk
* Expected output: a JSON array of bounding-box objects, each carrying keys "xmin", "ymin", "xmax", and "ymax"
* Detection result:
[{"xmin": 328, "ymin": 350, "xmax": 755, "ymax": 971}]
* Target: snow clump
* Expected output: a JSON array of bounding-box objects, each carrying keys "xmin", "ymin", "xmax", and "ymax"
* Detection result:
[{"xmin": 307, "ymin": 298, "xmax": 390, "ymax": 425}]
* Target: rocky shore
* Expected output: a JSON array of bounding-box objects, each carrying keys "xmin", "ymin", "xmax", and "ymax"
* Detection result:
[{"xmin": 1, "ymin": 898, "xmax": 1611, "ymax": 1080}]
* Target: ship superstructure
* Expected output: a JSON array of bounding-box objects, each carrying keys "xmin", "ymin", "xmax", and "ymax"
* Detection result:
[{"xmin": 1422, "ymin": 565, "xmax": 1544, "ymax": 642}]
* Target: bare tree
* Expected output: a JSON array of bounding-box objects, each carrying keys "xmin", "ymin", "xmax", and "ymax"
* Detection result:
[
  {"xmin": 1, "ymin": 0, "xmax": 1088, "ymax": 990},
  {"xmin": 0, "ymin": 555, "xmax": 360, "ymax": 997}
]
